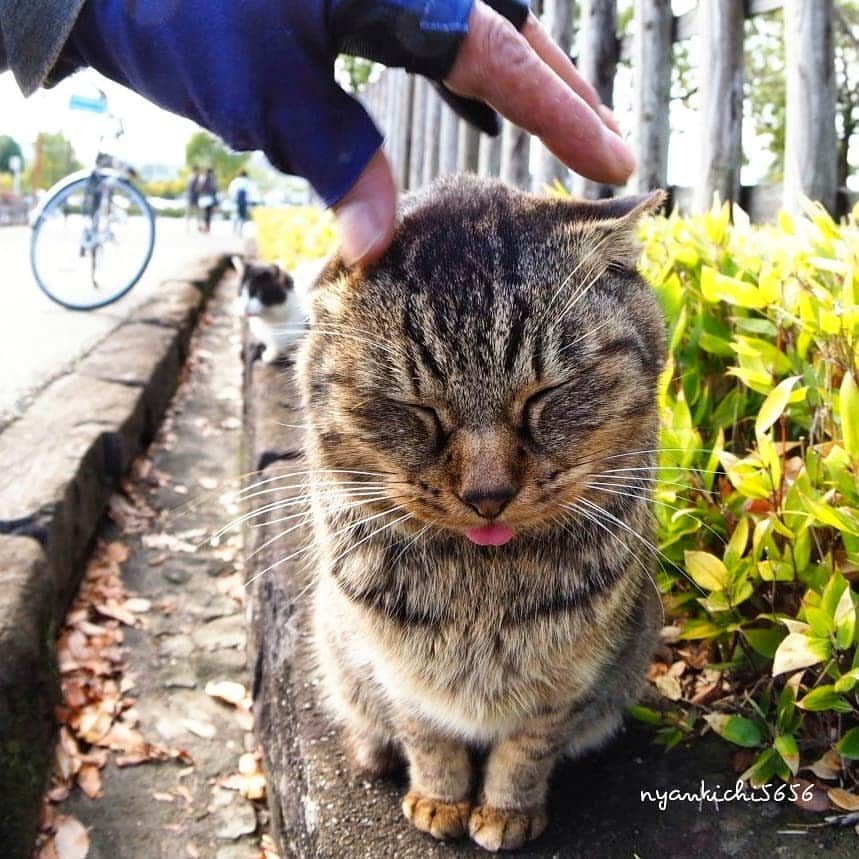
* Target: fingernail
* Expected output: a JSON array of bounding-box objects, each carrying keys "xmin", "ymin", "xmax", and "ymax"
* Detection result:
[
  {"xmin": 606, "ymin": 131, "xmax": 636, "ymax": 181},
  {"xmin": 336, "ymin": 198, "xmax": 386, "ymax": 267},
  {"xmin": 598, "ymin": 104, "xmax": 621, "ymax": 134}
]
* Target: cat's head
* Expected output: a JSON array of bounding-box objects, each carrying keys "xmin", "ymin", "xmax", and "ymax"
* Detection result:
[
  {"xmin": 233, "ymin": 256, "xmax": 294, "ymax": 317},
  {"xmin": 299, "ymin": 176, "xmax": 666, "ymax": 547}
]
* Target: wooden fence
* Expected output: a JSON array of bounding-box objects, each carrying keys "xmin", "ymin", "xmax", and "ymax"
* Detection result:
[{"xmin": 360, "ymin": 0, "xmax": 853, "ymax": 219}]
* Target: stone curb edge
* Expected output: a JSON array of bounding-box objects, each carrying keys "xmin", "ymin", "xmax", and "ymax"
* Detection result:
[{"xmin": 0, "ymin": 254, "xmax": 233, "ymax": 857}]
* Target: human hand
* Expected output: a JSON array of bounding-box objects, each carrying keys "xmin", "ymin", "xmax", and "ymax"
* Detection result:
[
  {"xmin": 336, "ymin": 1, "xmax": 634, "ymax": 266},
  {"xmin": 65, "ymin": 0, "xmax": 633, "ymax": 268}
]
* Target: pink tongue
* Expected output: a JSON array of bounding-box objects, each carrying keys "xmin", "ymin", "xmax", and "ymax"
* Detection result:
[{"xmin": 465, "ymin": 524, "xmax": 515, "ymax": 546}]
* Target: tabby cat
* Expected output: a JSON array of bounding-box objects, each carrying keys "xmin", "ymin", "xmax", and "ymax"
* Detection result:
[{"xmin": 297, "ymin": 175, "xmax": 666, "ymax": 852}]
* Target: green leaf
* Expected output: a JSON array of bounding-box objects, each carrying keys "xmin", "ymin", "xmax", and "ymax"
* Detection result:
[
  {"xmin": 739, "ymin": 748, "xmax": 782, "ymax": 788},
  {"xmin": 797, "ymin": 685, "xmax": 853, "ymax": 713},
  {"xmin": 724, "ymin": 518, "xmax": 750, "ymax": 566},
  {"xmin": 834, "ymin": 586, "xmax": 857, "ymax": 650},
  {"xmin": 834, "ymin": 668, "xmax": 859, "ymax": 693},
  {"xmin": 804, "ymin": 606, "xmax": 834, "ymax": 638},
  {"xmin": 840, "ymin": 371, "xmax": 859, "ymax": 459},
  {"xmin": 684, "ymin": 550, "xmax": 731, "ymax": 591},
  {"xmin": 627, "ymin": 705, "xmax": 664, "ymax": 726},
  {"xmin": 772, "ymin": 632, "xmax": 831, "ymax": 676},
  {"xmin": 755, "ymin": 375, "xmax": 803, "ymax": 438},
  {"xmin": 742, "ymin": 627, "xmax": 785, "ymax": 659},
  {"xmin": 837, "ymin": 727, "xmax": 859, "ymax": 760},
  {"xmin": 681, "ymin": 618, "xmax": 730, "ymax": 640},
  {"xmin": 774, "ymin": 734, "xmax": 800, "ymax": 775},
  {"xmin": 704, "ymin": 713, "xmax": 763, "ymax": 748}
]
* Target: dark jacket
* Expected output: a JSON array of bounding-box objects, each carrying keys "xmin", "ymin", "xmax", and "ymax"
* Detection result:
[{"xmin": 1, "ymin": 0, "xmax": 529, "ymax": 205}]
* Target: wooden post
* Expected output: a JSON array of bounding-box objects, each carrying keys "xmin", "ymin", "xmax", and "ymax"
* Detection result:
[
  {"xmin": 533, "ymin": 0, "xmax": 575, "ymax": 191},
  {"xmin": 408, "ymin": 78, "xmax": 428, "ymax": 189},
  {"xmin": 500, "ymin": 121, "xmax": 530, "ymax": 188},
  {"xmin": 784, "ymin": 0, "xmax": 837, "ymax": 214},
  {"xmin": 458, "ymin": 120, "xmax": 481, "ymax": 173},
  {"xmin": 632, "ymin": 0, "xmax": 671, "ymax": 193},
  {"xmin": 438, "ymin": 102, "xmax": 460, "ymax": 174},
  {"xmin": 422, "ymin": 88, "xmax": 442, "ymax": 184},
  {"xmin": 479, "ymin": 133, "xmax": 503, "ymax": 178},
  {"xmin": 694, "ymin": 0, "xmax": 744, "ymax": 210},
  {"xmin": 572, "ymin": 0, "xmax": 618, "ymax": 199},
  {"xmin": 387, "ymin": 71, "xmax": 408, "ymax": 190}
]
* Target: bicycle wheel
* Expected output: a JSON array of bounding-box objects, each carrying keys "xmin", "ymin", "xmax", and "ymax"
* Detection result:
[{"xmin": 31, "ymin": 175, "xmax": 156, "ymax": 310}]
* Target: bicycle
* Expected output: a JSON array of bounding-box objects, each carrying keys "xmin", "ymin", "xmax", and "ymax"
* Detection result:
[{"xmin": 30, "ymin": 96, "xmax": 156, "ymax": 310}]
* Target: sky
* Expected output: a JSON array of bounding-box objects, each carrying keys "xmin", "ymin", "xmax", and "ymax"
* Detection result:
[{"xmin": 0, "ymin": 68, "xmax": 199, "ymax": 171}]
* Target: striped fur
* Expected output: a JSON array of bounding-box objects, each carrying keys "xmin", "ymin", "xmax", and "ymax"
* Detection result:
[{"xmin": 297, "ymin": 176, "xmax": 666, "ymax": 851}]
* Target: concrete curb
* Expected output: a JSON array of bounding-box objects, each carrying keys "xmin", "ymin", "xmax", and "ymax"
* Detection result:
[
  {"xmin": 0, "ymin": 254, "xmax": 232, "ymax": 857},
  {"xmin": 243, "ymin": 348, "xmax": 856, "ymax": 859}
]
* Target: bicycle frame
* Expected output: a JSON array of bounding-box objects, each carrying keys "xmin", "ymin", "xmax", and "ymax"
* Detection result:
[{"xmin": 30, "ymin": 167, "xmax": 134, "ymax": 225}]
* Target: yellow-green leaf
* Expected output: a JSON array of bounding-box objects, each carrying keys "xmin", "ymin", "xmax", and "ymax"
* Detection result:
[
  {"xmin": 772, "ymin": 632, "xmax": 830, "ymax": 676},
  {"xmin": 840, "ymin": 371, "xmax": 859, "ymax": 459},
  {"xmin": 684, "ymin": 551, "xmax": 731, "ymax": 591},
  {"xmin": 774, "ymin": 734, "xmax": 800, "ymax": 775},
  {"xmin": 704, "ymin": 714, "xmax": 763, "ymax": 748},
  {"xmin": 755, "ymin": 376, "xmax": 802, "ymax": 437}
]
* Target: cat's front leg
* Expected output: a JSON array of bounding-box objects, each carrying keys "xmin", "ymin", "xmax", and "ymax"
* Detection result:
[
  {"xmin": 398, "ymin": 719, "xmax": 472, "ymax": 842},
  {"xmin": 470, "ymin": 707, "xmax": 571, "ymax": 852}
]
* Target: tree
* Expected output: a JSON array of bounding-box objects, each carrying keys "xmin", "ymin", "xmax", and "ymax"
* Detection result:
[
  {"xmin": 745, "ymin": 2, "xmax": 858, "ymax": 185},
  {"xmin": 0, "ymin": 135, "xmax": 23, "ymax": 173},
  {"xmin": 185, "ymin": 131, "xmax": 250, "ymax": 187},
  {"xmin": 28, "ymin": 131, "xmax": 82, "ymax": 190}
]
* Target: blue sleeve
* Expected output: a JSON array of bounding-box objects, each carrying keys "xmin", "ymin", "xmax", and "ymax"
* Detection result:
[{"xmin": 65, "ymin": 0, "xmax": 529, "ymax": 205}]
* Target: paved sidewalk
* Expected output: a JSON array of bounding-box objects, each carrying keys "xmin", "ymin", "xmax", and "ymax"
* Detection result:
[
  {"xmin": 0, "ymin": 220, "xmax": 245, "ymax": 429},
  {"xmin": 41, "ymin": 278, "xmax": 270, "ymax": 858}
]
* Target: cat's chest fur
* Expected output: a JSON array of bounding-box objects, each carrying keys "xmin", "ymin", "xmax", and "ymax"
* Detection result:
[{"xmin": 316, "ymin": 520, "xmax": 640, "ymax": 737}]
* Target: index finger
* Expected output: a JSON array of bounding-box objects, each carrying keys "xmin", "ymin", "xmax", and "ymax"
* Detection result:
[{"xmin": 444, "ymin": 3, "xmax": 635, "ymax": 186}]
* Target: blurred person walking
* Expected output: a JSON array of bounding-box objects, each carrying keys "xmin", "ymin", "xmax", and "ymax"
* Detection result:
[
  {"xmin": 227, "ymin": 168, "xmax": 254, "ymax": 236},
  {"xmin": 186, "ymin": 164, "xmax": 202, "ymax": 232},
  {"xmin": 198, "ymin": 168, "xmax": 218, "ymax": 233}
]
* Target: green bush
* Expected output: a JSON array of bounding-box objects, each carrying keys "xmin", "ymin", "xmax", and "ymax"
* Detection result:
[{"xmin": 634, "ymin": 201, "xmax": 859, "ymax": 794}]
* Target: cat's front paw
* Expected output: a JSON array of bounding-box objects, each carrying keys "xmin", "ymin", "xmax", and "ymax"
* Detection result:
[
  {"xmin": 402, "ymin": 791, "xmax": 471, "ymax": 841},
  {"xmin": 468, "ymin": 805, "xmax": 548, "ymax": 852}
]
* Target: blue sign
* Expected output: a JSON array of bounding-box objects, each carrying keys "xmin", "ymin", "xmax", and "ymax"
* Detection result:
[{"xmin": 69, "ymin": 94, "xmax": 108, "ymax": 114}]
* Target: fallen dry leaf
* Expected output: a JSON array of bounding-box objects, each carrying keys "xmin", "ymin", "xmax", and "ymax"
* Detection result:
[
  {"xmin": 76, "ymin": 765, "xmax": 102, "ymax": 800},
  {"xmin": 827, "ymin": 787, "xmax": 859, "ymax": 812},
  {"xmin": 52, "ymin": 814, "xmax": 90, "ymax": 859},
  {"xmin": 182, "ymin": 718, "xmax": 217, "ymax": 739},
  {"xmin": 654, "ymin": 673, "xmax": 683, "ymax": 702},
  {"xmin": 806, "ymin": 748, "xmax": 842, "ymax": 781},
  {"xmin": 205, "ymin": 680, "xmax": 247, "ymax": 706},
  {"xmin": 790, "ymin": 778, "xmax": 833, "ymax": 813}
]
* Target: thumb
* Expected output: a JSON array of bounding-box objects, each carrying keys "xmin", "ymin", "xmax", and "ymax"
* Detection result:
[{"xmin": 333, "ymin": 148, "xmax": 398, "ymax": 268}]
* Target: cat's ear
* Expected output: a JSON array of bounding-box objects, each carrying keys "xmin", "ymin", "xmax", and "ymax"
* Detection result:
[
  {"xmin": 231, "ymin": 255, "xmax": 245, "ymax": 278},
  {"xmin": 564, "ymin": 190, "xmax": 667, "ymax": 271}
]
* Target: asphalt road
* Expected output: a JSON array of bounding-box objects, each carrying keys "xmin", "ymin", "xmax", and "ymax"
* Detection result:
[{"xmin": 0, "ymin": 216, "xmax": 245, "ymax": 428}]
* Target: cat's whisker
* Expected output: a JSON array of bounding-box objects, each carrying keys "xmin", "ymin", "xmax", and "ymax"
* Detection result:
[
  {"xmin": 250, "ymin": 492, "xmax": 390, "ymax": 529},
  {"xmin": 557, "ymin": 504, "xmax": 666, "ymax": 626},
  {"xmin": 585, "ymin": 481, "xmax": 726, "ymax": 546},
  {"xmin": 556, "ymin": 257, "xmax": 610, "ymax": 322},
  {"xmin": 557, "ymin": 317, "xmax": 616, "ymax": 355},
  {"xmin": 591, "ymin": 473, "xmax": 719, "ymax": 497},
  {"xmin": 566, "ymin": 497, "xmax": 702, "ymax": 593},
  {"xmin": 539, "ymin": 230, "xmax": 614, "ymax": 323},
  {"xmin": 246, "ymin": 506, "xmax": 412, "ymax": 588},
  {"xmin": 238, "ymin": 480, "xmax": 390, "ymax": 504},
  {"xmin": 213, "ymin": 486, "xmax": 394, "ymax": 542},
  {"xmin": 231, "ymin": 468, "xmax": 397, "ymax": 500}
]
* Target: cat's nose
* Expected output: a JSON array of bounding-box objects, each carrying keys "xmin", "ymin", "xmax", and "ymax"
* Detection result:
[{"xmin": 460, "ymin": 487, "xmax": 517, "ymax": 519}]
